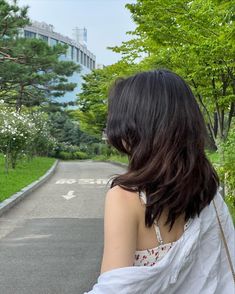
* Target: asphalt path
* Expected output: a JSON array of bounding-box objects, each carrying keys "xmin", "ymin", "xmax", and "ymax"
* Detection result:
[{"xmin": 0, "ymin": 160, "xmax": 126, "ymax": 294}]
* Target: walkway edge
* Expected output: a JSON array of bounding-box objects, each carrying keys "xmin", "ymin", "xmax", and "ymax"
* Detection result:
[
  {"xmin": 92, "ymin": 160, "xmax": 128, "ymax": 168},
  {"xmin": 0, "ymin": 159, "xmax": 59, "ymax": 217}
]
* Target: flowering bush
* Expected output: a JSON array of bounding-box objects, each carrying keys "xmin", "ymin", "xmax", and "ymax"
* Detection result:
[
  {"xmin": 0, "ymin": 101, "xmax": 57, "ymax": 171},
  {"xmin": 26, "ymin": 110, "xmax": 57, "ymax": 158},
  {"xmin": 0, "ymin": 103, "xmax": 36, "ymax": 170},
  {"xmin": 50, "ymin": 142, "xmax": 90, "ymax": 160}
]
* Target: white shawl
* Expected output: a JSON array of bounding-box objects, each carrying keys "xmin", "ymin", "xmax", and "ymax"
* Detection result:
[{"xmin": 84, "ymin": 190, "xmax": 235, "ymax": 294}]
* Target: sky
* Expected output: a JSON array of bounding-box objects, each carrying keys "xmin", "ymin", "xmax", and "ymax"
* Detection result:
[{"xmin": 18, "ymin": 0, "xmax": 136, "ymax": 66}]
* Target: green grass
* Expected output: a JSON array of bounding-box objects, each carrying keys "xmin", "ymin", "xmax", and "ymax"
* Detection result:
[
  {"xmin": 206, "ymin": 150, "xmax": 220, "ymax": 165},
  {"xmin": 0, "ymin": 154, "xmax": 56, "ymax": 202},
  {"xmin": 90, "ymin": 154, "xmax": 109, "ymax": 161},
  {"xmin": 108, "ymin": 155, "xmax": 128, "ymax": 164},
  {"xmin": 91, "ymin": 154, "xmax": 128, "ymax": 164}
]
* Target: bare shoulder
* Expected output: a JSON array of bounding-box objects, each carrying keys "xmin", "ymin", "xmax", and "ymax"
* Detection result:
[
  {"xmin": 100, "ymin": 185, "xmax": 139, "ymax": 274},
  {"xmin": 105, "ymin": 185, "xmax": 141, "ymax": 214}
]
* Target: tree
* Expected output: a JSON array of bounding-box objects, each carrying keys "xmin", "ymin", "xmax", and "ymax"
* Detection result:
[
  {"xmin": 0, "ymin": 0, "xmax": 29, "ymax": 61},
  {"xmin": 110, "ymin": 0, "xmax": 235, "ymax": 146},
  {"xmin": 48, "ymin": 110, "xmax": 94, "ymax": 146},
  {"xmin": 0, "ymin": 38, "xmax": 80, "ymax": 112},
  {"xmin": 73, "ymin": 61, "xmax": 138, "ymax": 138},
  {"xmin": 0, "ymin": 0, "xmax": 80, "ymax": 112}
]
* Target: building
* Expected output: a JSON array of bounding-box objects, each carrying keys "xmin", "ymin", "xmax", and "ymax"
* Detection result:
[{"xmin": 22, "ymin": 21, "xmax": 96, "ymax": 106}]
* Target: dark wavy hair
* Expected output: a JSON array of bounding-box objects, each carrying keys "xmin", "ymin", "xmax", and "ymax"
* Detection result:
[{"xmin": 106, "ymin": 69, "xmax": 219, "ymax": 230}]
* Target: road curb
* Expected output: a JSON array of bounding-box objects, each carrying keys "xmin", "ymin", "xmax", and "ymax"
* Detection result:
[
  {"xmin": 0, "ymin": 159, "xmax": 59, "ymax": 217},
  {"xmin": 92, "ymin": 160, "xmax": 128, "ymax": 168}
]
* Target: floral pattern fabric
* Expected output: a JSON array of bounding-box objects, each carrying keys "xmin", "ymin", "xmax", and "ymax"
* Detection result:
[
  {"xmin": 133, "ymin": 190, "xmax": 192, "ymax": 267},
  {"xmin": 133, "ymin": 242, "xmax": 175, "ymax": 267}
]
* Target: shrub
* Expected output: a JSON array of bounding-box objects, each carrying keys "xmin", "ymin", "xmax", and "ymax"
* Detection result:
[
  {"xmin": 55, "ymin": 149, "xmax": 90, "ymax": 160},
  {"xmin": 73, "ymin": 151, "xmax": 90, "ymax": 159},
  {"xmin": 216, "ymin": 129, "xmax": 235, "ymax": 199},
  {"xmin": 0, "ymin": 103, "xmax": 36, "ymax": 171},
  {"xmin": 57, "ymin": 151, "xmax": 72, "ymax": 160},
  {"xmin": 0, "ymin": 103, "xmax": 58, "ymax": 171}
]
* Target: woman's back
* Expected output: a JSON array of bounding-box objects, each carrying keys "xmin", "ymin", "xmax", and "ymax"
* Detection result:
[
  {"xmin": 85, "ymin": 188, "xmax": 235, "ymax": 293},
  {"xmin": 136, "ymin": 190, "xmax": 190, "ymax": 249},
  {"xmin": 99, "ymin": 185, "xmax": 191, "ymax": 273}
]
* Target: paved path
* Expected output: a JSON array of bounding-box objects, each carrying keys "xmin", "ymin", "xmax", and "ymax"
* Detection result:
[{"xmin": 0, "ymin": 160, "xmax": 126, "ymax": 294}]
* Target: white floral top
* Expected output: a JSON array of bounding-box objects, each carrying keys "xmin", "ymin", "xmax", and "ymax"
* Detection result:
[{"xmin": 133, "ymin": 191, "xmax": 191, "ymax": 267}]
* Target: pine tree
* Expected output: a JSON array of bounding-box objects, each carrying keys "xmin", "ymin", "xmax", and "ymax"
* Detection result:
[{"xmin": 0, "ymin": 0, "xmax": 80, "ymax": 112}]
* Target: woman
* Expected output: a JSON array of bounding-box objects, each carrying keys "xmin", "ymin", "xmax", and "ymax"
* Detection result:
[{"xmin": 84, "ymin": 69, "xmax": 234, "ymax": 293}]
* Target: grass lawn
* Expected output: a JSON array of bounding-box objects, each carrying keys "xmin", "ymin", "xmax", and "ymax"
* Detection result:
[
  {"xmin": 92, "ymin": 154, "xmax": 128, "ymax": 164},
  {"xmin": 0, "ymin": 154, "xmax": 56, "ymax": 202}
]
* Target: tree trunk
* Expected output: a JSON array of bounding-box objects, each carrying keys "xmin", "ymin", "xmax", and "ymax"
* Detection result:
[
  {"xmin": 15, "ymin": 84, "xmax": 24, "ymax": 113},
  {"xmin": 212, "ymin": 78, "xmax": 224, "ymax": 141},
  {"xmin": 4, "ymin": 153, "xmax": 9, "ymax": 174},
  {"xmin": 213, "ymin": 112, "xmax": 218, "ymax": 138},
  {"xmin": 225, "ymin": 102, "xmax": 234, "ymax": 139}
]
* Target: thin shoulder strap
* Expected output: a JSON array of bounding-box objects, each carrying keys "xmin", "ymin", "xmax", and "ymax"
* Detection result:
[
  {"xmin": 153, "ymin": 221, "xmax": 164, "ymax": 245},
  {"xmin": 139, "ymin": 191, "xmax": 147, "ymax": 204},
  {"xmin": 213, "ymin": 199, "xmax": 235, "ymax": 283},
  {"xmin": 139, "ymin": 191, "xmax": 164, "ymax": 245}
]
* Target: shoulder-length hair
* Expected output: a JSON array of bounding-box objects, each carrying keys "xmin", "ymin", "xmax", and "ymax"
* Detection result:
[{"xmin": 106, "ymin": 69, "xmax": 219, "ymax": 230}]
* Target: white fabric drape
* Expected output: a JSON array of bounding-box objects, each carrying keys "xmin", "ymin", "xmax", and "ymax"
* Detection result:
[{"xmin": 84, "ymin": 190, "xmax": 235, "ymax": 294}]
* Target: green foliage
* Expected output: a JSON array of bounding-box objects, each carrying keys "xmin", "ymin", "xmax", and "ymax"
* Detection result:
[
  {"xmin": 74, "ymin": 61, "xmax": 139, "ymax": 138},
  {"xmin": 206, "ymin": 150, "xmax": 220, "ymax": 165},
  {"xmin": 107, "ymin": 154, "xmax": 129, "ymax": 164},
  {"xmin": 91, "ymin": 154, "xmax": 109, "ymax": 161},
  {"xmin": 225, "ymin": 196, "xmax": 235, "ymax": 224},
  {"xmin": 0, "ymin": 0, "xmax": 29, "ymax": 43},
  {"xmin": 207, "ymin": 125, "xmax": 235, "ymax": 222},
  {"xmin": 0, "ymin": 153, "xmax": 55, "ymax": 202},
  {"xmin": 216, "ymin": 127, "xmax": 235, "ymax": 199},
  {"xmin": 76, "ymin": 0, "xmax": 235, "ymax": 219},
  {"xmin": 57, "ymin": 150, "xmax": 90, "ymax": 160},
  {"xmin": 80, "ymin": 142, "xmax": 119, "ymax": 157},
  {"xmin": 51, "ymin": 142, "xmax": 80, "ymax": 155},
  {"xmin": 0, "ymin": 102, "xmax": 57, "ymax": 171},
  {"xmin": 0, "ymin": 38, "xmax": 80, "ymax": 111},
  {"xmin": 48, "ymin": 109, "xmax": 100, "ymax": 150},
  {"xmin": 48, "ymin": 111, "xmax": 82, "ymax": 145},
  {"xmin": 77, "ymin": 0, "xmax": 235, "ymax": 145},
  {"xmin": 0, "ymin": 1, "xmax": 80, "ymax": 112},
  {"xmin": 91, "ymin": 153, "xmax": 128, "ymax": 164},
  {"xmin": 50, "ymin": 141, "xmax": 90, "ymax": 160},
  {"xmin": 0, "ymin": 102, "xmax": 36, "ymax": 170},
  {"xmin": 0, "ymin": 0, "xmax": 120, "ymax": 192},
  {"xmin": 26, "ymin": 110, "xmax": 57, "ymax": 157},
  {"xmin": 111, "ymin": 0, "xmax": 235, "ymax": 145},
  {"xmin": 73, "ymin": 151, "xmax": 90, "ymax": 160}
]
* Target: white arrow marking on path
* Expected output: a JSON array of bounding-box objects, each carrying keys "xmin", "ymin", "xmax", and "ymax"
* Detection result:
[
  {"xmin": 56, "ymin": 178, "xmax": 110, "ymax": 185},
  {"xmin": 62, "ymin": 190, "xmax": 77, "ymax": 200}
]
